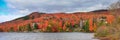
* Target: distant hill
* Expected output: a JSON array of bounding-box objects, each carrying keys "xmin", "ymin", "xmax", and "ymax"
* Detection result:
[{"xmin": 91, "ymin": 9, "xmax": 108, "ymax": 12}]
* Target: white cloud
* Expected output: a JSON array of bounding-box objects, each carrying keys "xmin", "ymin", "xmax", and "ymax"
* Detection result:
[
  {"xmin": 5, "ymin": 0, "xmax": 118, "ymax": 13},
  {"xmin": 0, "ymin": 15, "xmax": 24, "ymax": 23},
  {"xmin": 7, "ymin": 4, "xmax": 16, "ymax": 8},
  {"xmin": 18, "ymin": 9, "xmax": 31, "ymax": 14},
  {"xmin": 0, "ymin": 0, "xmax": 118, "ymax": 23},
  {"xmin": 67, "ymin": 4, "xmax": 108, "ymax": 12}
]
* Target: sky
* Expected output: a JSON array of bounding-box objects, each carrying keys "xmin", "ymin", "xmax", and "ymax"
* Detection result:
[{"xmin": 0, "ymin": 0, "xmax": 119, "ymax": 23}]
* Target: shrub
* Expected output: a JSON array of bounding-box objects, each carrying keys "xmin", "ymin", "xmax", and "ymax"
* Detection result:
[
  {"xmin": 95, "ymin": 25, "xmax": 120, "ymax": 40},
  {"xmin": 95, "ymin": 26, "xmax": 110, "ymax": 37}
]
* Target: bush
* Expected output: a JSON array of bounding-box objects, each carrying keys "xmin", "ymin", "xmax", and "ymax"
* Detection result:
[
  {"xmin": 95, "ymin": 25, "xmax": 120, "ymax": 40},
  {"xmin": 95, "ymin": 26, "xmax": 110, "ymax": 37}
]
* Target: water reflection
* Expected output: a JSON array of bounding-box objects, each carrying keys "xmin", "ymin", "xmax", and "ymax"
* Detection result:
[{"xmin": 0, "ymin": 32, "xmax": 98, "ymax": 40}]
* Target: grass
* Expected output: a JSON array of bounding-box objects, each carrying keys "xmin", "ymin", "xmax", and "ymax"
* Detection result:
[{"xmin": 95, "ymin": 23, "xmax": 120, "ymax": 40}]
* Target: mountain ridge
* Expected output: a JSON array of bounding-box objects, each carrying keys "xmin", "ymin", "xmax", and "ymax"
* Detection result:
[{"xmin": 0, "ymin": 9, "xmax": 110, "ymax": 25}]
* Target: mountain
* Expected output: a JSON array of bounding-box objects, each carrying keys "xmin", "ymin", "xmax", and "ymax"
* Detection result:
[{"xmin": 0, "ymin": 10, "xmax": 114, "ymax": 32}]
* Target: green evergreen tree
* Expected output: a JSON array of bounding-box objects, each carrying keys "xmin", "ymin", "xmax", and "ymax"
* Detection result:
[
  {"xmin": 82, "ymin": 20, "xmax": 89, "ymax": 32},
  {"xmin": 33, "ymin": 23, "xmax": 39, "ymax": 29},
  {"xmin": 69, "ymin": 23, "xmax": 74, "ymax": 31},
  {"xmin": 27, "ymin": 24, "xmax": 32, "ymax": 31},
  {"xmin": 23, "ymin": 16, "xmax": 29, "ymax": 20}
]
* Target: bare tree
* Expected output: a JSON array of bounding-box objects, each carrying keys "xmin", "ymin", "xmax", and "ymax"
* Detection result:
[
  {"xmin": 109, "ymin": 0, "xmax": 120, "ymax": 16},
  {"xmin": 109, "ymin": 0, "xmax": 120, "ymax": 10},
  {"xmin": 108, "ymin": 0, "xmax": 120, "ymax": 24}
]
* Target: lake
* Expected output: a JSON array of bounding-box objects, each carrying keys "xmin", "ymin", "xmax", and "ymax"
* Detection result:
[{"xmin": 0, "ymin": 32, "xmax": 98, "ymax": 40}]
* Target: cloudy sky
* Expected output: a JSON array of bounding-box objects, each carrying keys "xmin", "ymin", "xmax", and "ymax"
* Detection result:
[{"xmin": 0, "ymin": 0, "xmax": 119, "ymax": 23}]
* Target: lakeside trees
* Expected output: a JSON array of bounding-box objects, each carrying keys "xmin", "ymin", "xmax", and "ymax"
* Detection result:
[{"xmin": 0, "ymin": 12, "xmax": 114, "ymax": 32}]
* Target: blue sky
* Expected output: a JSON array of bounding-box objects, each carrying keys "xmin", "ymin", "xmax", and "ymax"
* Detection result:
[
  {"xmin": 0, "ymin": 0, "xmax": 6, "ymax": 8},
  {"xmin": 0, "ymin": 0, "xmax": 7, "ymax": 15},
  {"xmin": 0, "ymin": 0, "xmax": 119, "ymax": 23}
]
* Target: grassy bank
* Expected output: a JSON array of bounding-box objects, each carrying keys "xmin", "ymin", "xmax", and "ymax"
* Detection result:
[{"xmin": 94, "ymin": 17, "xmax": 120, "ymax": 40}]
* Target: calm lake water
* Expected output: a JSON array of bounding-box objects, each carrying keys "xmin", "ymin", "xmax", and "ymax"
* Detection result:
[{"xmin": 0, "ymin": 32, "xmax": 98, "ymax": 40}]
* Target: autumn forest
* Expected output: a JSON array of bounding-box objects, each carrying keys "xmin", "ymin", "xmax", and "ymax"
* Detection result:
[{"xmin": 0, "ymin": 10, "xmax": 114, "ymax": 32}]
